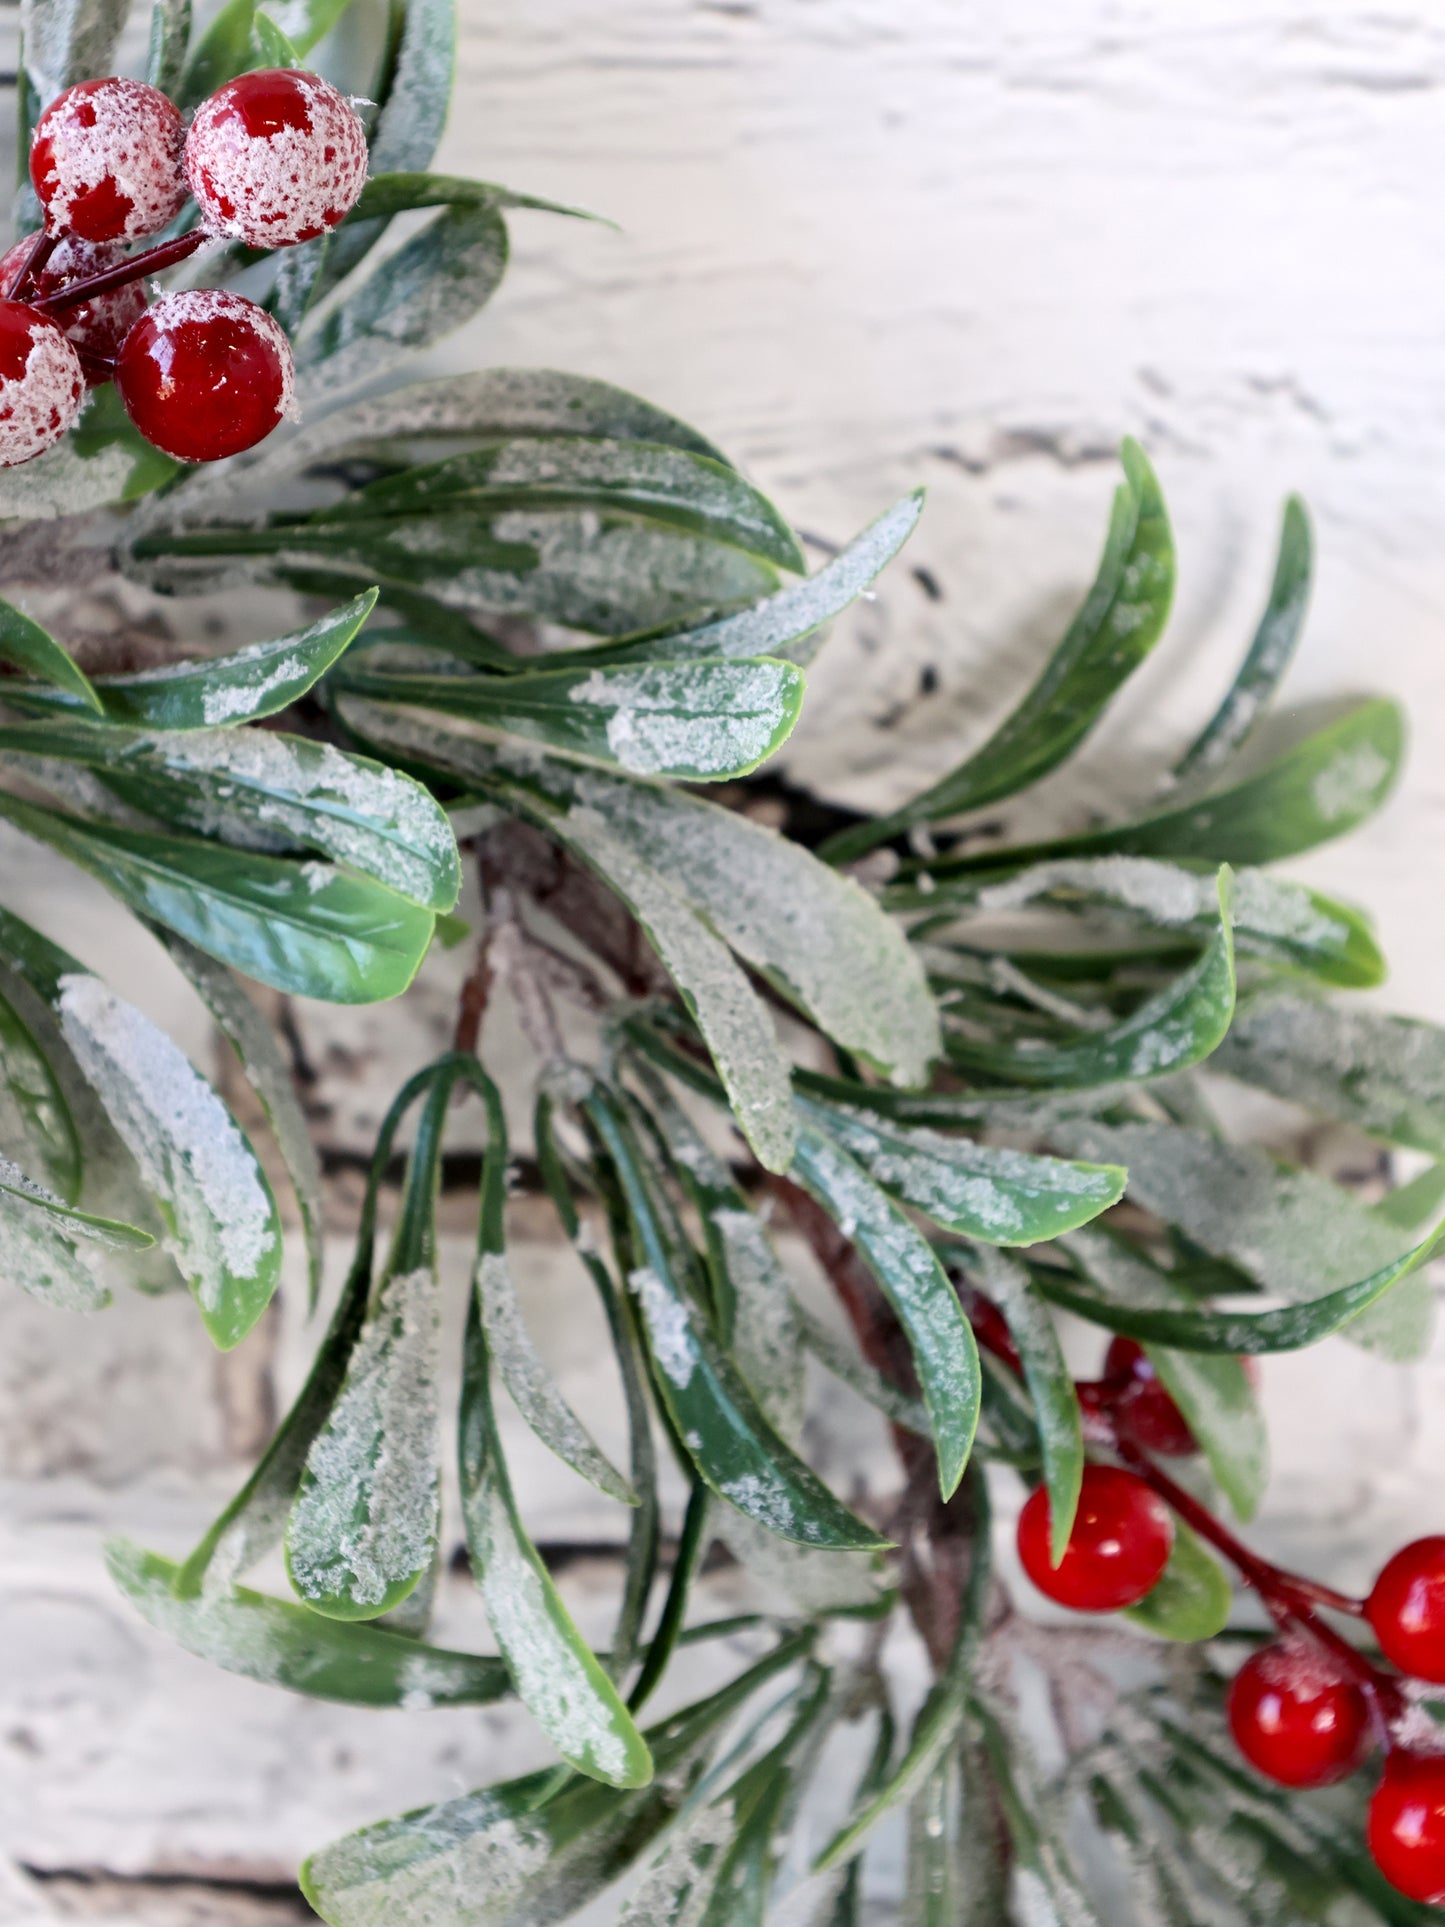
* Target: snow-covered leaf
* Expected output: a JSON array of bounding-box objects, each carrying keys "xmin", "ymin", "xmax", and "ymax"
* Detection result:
[
  {"xmin": 0, "ymin": 979, "xmax": 80, "ymax": 1198},
  {"xmin": 21, "ymin": 0, "xmax": 128, "ymax": 103}
]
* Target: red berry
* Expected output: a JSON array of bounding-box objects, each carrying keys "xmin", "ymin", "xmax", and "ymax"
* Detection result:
[
  {"xmin": 0, "ymin": 300, "xmax": 84, "ymax": 466},
  {"xmin": 0, "ymin": 236, "xmax": 146, "ymax": 379},
  {"xmin": 1368, "ymin": 1538, "xmax": 1445, "ymax": 1683},
  {"xmin": 1103, "ymin": 1337, "xmax": 1197, "ymax": 1456},
  {"xmin": 114, "ymin": 290, "xmax": 295, "ymax": 463},
  {"xmin": 1017, "ymin": 1464, "xmax": 1174, "ymax": 1612},
  {"xmin": 1226, "ymin": 1643, "xmax": 1369, "ymax": 1788},
  {"xmin": 1369, "ymin": 1751, "xmax": 1445, "ymax": 1903},
  {"xmin": 184, "ymin": 69, "xmax": 368, "ymax": 248},
  {"xmin": 30, "ymin": 78, "xmax": 185, "ymax": 243}
]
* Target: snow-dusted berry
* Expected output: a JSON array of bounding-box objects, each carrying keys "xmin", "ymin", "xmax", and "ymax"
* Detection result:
[
  {"xmin": 184, "ymin": 69, "xmax": 368, "ymax": 248},
  {"xmin": 114, "ymin": 290, "xmax": 296, "ymax": 463},
  {"xmin": 0, "ymin": 301, "xmax": 85, "ymax": 466},
  {"xmin": 30, "ymin": 78, "xmax": 186, "ymax": 243},
  {"xmin": 0, "ymin": 235, "xmax": 147, "ymax": 378},
  {"xmin": 1227, "ymin": 1643, "xmax": 1369, "ymax": 1788}
]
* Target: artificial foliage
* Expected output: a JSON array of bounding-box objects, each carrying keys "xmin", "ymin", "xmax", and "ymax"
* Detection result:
[{"xmin": 5, "ymin": 1, "xmax": 1445, "ymax": 1921}]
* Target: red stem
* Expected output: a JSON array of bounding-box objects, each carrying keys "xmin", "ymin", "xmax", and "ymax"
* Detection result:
[
  {"xmin": 6, "ymin": 229, "xmax": 57, "ymax": 302},
  {"xmin": 32, "ymin": 230, "xmax": 208, "ymax": 316}
]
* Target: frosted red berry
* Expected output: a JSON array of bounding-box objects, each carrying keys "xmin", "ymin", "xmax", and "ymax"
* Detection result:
[
  {"xmin": 1017, "ymin": 1464, "xmax": 1174, "ymax": 1612},
  {"xmin": 0, "ymin": 301, "xmax": 84, "ymax": 467},
  {"xmin": 114, "ymin": 290, "xmax": 295, "ymax": 463},
  {"xmin": 1226, "ymin": 1643, "xmax": 1369, "ymax": 1788},
  {"xmin": 184, "ymin": 69, "xmax": 368, "ymax": 248},
  {"xmin": 0, "ymin": 235, "xmax": 146, "ymax": 378},
  {"xmin": 1369, "ymin": 1752, "xmax": 1445, "ymax": 1903},
  {"xmin": 1103, "ymin": 1337, "xmax": 1197, "ymax": 1456},
  {"xmin": 1367, "ymin": 1538, "xmax": 1445, "ymax": 1683},
  {"xmin": 30, "ymin": 78, "xmax": 185, "ymax": 243}
]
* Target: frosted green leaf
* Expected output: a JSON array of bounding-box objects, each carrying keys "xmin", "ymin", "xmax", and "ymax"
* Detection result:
[
  {"xmin": 333, "ymin": 656, "xmax": 804, "ymax": 781},
  {"xmin": 6, "ymin": 592, "xmax": 377, "ymax": 728},
  {"xmin": 616, "ymin": 1800, "xmax": 734, "ymax": 1927},
  {"xmin": 0, "ymin": 1151, "xmax": 151, "ymax": 1249},
  {"xmin": 0, "ymin": 435, "xmax": 140, "ymax": 520},
  {"xmin": 790, "ymin": 1126, "xmax": 979, "ymax": 1498},
  {"xmin": 0, "ymin": 596, "xmax": 100, "ymax": 713},
  {"xmin": 796, "ymin": 1303, "xmax": 930, "ymax": 1438},
  {"xmin": 1212, "ymin": 992, "xmax": 1445, "ymax": 1156},
  {"xmin": 1053, "ymin": 1121, "xmax": 1432, "ymax": 1362},
  {"xmin": 21, "ymin": 0, "xmax": 129, "ymax": 101},
  {"xmin": 287, "ymin": 1265, "xmax": 441, "ymax": 1619},
  {"xmin": 106, "ymin": 1540, "xmax": 510, "ymax": 1709},
  {"xmin": 474, "ymin": 1247, "xmax": 635, "ymax": 1504},
  {"xmin": 1122, "ymin": 1523, "xmax": 1232, "ymax": 1643},
  {"xmin": 0, "ymin": 1170, "xmax": 109, "ymax": 1311},
  {"xmin": 975, "ymin": 1703, "xmax": 1106, "ymax": 1927},
  {"xmin": 1062, "ymin": 1225, "xmax": 1266, "ymax": 1520},
  {"xmin": 0, "ymin": 980, "xmax": 80, "ymax": 1198},
  {"xmin": 151, "ymin": 932, "xmax": 324, "ymax": 1311},
  {"xmin": 796, "ymin": 1094, "xmax": 1124, "ymax": 1245},
  {"xmin": 460, "ymin": 1303, "xmax": 652, "ymax": 1787},
  {"xmin": 823, "ymin": 439, "xmax": 1174, "ymax": 862},
  {"xmin": 54, "ymin": 970, "xmax": 280, "ymax": 1349}
]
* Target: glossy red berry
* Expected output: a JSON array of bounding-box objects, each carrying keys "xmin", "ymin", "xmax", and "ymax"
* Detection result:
[
  {"xmin": 1103, "ymin": 1337, "xmax": 1197, "ymax": 1456},
  {"xmin": 0, "ymin": 300, "xmax": 84, "ymax": 466},
  {"xmin": 1368, "ymin": 1539, "xmax": 1445, "ymax": 1684},
  {"xmin": 0, "ymin": 235, "xmax": 146, "ymax": 379},
  {"xmin": 1017, "ymin": 1464, "xmax": 1174, "ymax": 1612},
  {"xmin": 185, "ymin": 69, "xmax": 368, "ymax": 247},
  {"xmin": 1226, "ymin": 1643, "xmax": 1369, "ymax": 1788},
  {"xmin": 1368, "ymin": 1751, "xmax": 1445, "ymax": 1903},
  {"xmin": 30, "ymin": 78, "xmax": 185, "ymax": 242},
  {"xmin": 114, "ymin": 290, "xmax": 295, "ymax": 463}
]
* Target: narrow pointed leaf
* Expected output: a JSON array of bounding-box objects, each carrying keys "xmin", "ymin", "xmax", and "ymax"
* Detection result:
[
  {"xmin": 796, "ymin": 1093, "xmax": 1124, "ymax": 1246},
  {"xmin": 333, "ymin": 656, "xmax": 804, "ymax": 781},
  {"xmin": 789, "ymin": 1126, "xmax": 980, "ymax": 1499},
  {"xmin": 345, "ymin": 171, "xmax": 597, "ymax": 226},
  {"xmin": 308, "ymin": 436, "xmax": 806, "ymax": 574},
  {"xmin": 823, "ymin": 440, "xmax": 1174, "ymax": 861},
  {"xmin": 107, "ymin": 1540, "xmax": 510, "ymax": 1708},
  {"xmin": 0, "ymin": 1153, "xmax": 152, "ymax": 1248},
  {"xmin": 0, "ymin": 979, "xmax": 80, "ymax": 1197},
  {"xmin": 1173, "ymin": 496, "xmax": 1312, "ymax": 786},
  {"xmin": 587, "ymin": 1090, "xmax": 885, "ymax": 1551},
  {"xmin": 946, "ymin": 868, "xmax": 1236, "ymax": 1088},
  {"xmin": 0, "ymin": 790, "xmax": 434, "ymax": 1003},
  {"xmin": 1122, "ymin": 1522, "xmax": 1232, "ymax": 1642},
  {"xmin": 0, "ymin": 1178, "xmax": 110, "ymax": 1310},
  {"xmin": 460, "ymin": 1300, "xmax": 653, "ymax": 1786},
  {"xmin": 974, "ymin": 1702, "xmax": 1106, "ymax": 1925},
  {"xmin": 5, "ymin": 592, "xmax": 377, "ymax": 727},
  {"xmin": 0, "ymin": 596, "xmax": 101, "ymax": 711}
]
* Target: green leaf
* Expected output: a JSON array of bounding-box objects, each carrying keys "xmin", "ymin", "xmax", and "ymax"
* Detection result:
[
  {"xmin": 795, "ymin": 1092, "xmax": 1124, "ymax": 1245},
  {"xmin": 459, "ymin": 1296, "xmax": 654, "ymax": 1788},
  {"xmin": 0, "ymin": 1171, "xmax": 112, "ymax": 1311},
  {"xmin": 893, "ymin": 853, "xmax": 1383, "ymax": 990},
  {"xmin": 309, "ymin": 437, "xmax": 806, "ymax": 574},
  {"xmin": 145, "ymin": 0, "xmax": 192, "ymax": 98},
  {"xmin": 0, "ymin": 790, "xmax": 434, "ymax": 1004},
  {"xmin": 5, "ymin": 592, "xmax": 377, "ymax": 728},
  {"xmin": 975, "ymin": 1701, "xmax": 1106, "ymax": 1925},
  {"xmin": 1173, "ymin": 495, "xmax": 1312, "ymax": 786},
  {"xmin": 0, "ymin": 596, "xmax": 101, "ymax": 713},
  {"xmin": 1122, "ymin": 1521, "xmax": 1232, "ymax": 1641},
  {"xmin": 366, "ymin": 0, "xmax": 456, "ymax": 175},
  {"xmin": 0, "ymin": 1152, "xmax": 152, "ymax": 1248},
  {"xmin": 151, "ymin": 931, "xmax": 324, "ymax": 1313},
  {"xmin": 176, "ymin": 1063, "xmax": 439, "ymax": 1595},
  {"xmin": 21, "ymin": 0, "xmax": 129, "ymax": 103},
  {"xmin": 474, "ymin": 1240, "xmax": 635, "ymax": 1505},
  {"xmin": 250, "ymin": 9, "xmax": 299, "ymax": 64},
  {"xmin": 296, "ymin": 204, "xmax": 510, "ymax": 399},
  {"xmin": 1374, "ymin": 1161, "xmax": 1445, "ymax": 1233},
  {"xmin": 586, "ymin": 1088, "xmax": 886, "ymax": 1553},
  {"xmin": 789, "ymin": 1125, "xmax": 980, "ymax": 1500},
  {"xmin": 822, "ymin": 439, "xmax": 1174, "ymax": 862},
  {"xmin": 0, "ymin": 978, "xmax": 80, "ymax": 1198},
  {"xmin": 1039, "ymin": 1215, "xmax": 1445, "ymax": 1356},
  {"xmin": 347, "ymin": 170, "xmax": 599, "ymax": 225},
  {"xmin": 1213, "ymin": 992, "xmax": 1445, "ymax": 1156},
  {"xmin": 0, "ymin": 910, "xmax": 281, "ymax": 1345},
  {"xmin": 177, "ymin": 0, "xmax": 253, "ymax": 105},
  {"xmin": 945, "ymin": 867, "xmax": 1237, "ymax": 1089},
  {"xmin": 285, "ymin": 1072, "xmax": 450, "ymax": 1621},
  {"xmin": 333, "ymin": 656, "xmax": 805, "ymax": 781},
  {"xmin": 930, "ymin": 697, "xmax": 1404, "ymax": 877},
  {"xmin": 971, "ymin": 1249, "xmax": 1082, "ymax": 1562},
  {"xmin": 107, "ymin": 1539, "xmax": 509, "ymax": 1708},
  {"xmin": 1063, "ymin": 1226, "xmax": 1267, "ymax": 1520},
  {"xmin": 797, "ymin": 1303, "xmax": 930, "ymax": 1438},
  {"xmin": 814, "ymin": 1477, "xmax": 992, "ymax": 1872},
  {"xmin": 1052, "ymin": 1119, "xmax": 1435, "ymax": 1361}
]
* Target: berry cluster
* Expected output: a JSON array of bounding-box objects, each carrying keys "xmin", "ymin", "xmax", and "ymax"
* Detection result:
[
  {"xmin": 969, "ymin": 1304, "xmax": 1445, "ymax": 1905},
  {"xmin": 0, "ymin": 68, "xmax": 367, "ymax": 468}
]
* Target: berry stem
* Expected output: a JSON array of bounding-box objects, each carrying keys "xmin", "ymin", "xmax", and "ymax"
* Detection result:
[
  {"xmin": 6, "ymin": 230, "xmax": 57, "ymax": 302},
  {"xmin": 32, "ymin": 230, "xmax": 208, "ymax": 316}
]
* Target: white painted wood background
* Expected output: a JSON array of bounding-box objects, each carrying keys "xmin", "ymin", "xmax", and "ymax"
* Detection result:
[{"xmin": 4, "ymin": 2, "xmax": 1445, "ymax": 1918}]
